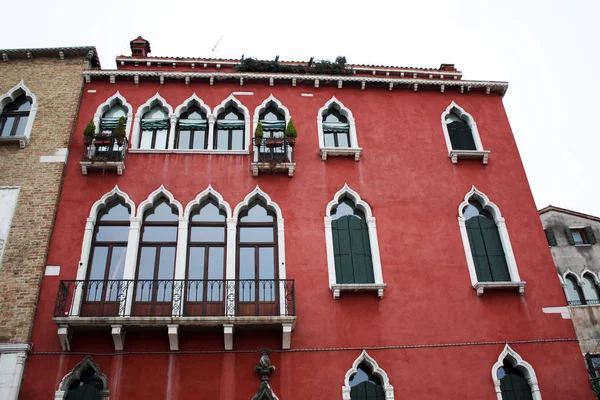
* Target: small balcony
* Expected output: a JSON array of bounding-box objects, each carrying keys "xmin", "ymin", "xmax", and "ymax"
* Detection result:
[
  {"xmin": 251, "ymin": 137, "xmax": 296, "ymax": 177},
  {"xmin": 53, "ymin": 279, "xmax": 296, "ymax": 351},
  {"xmin": 80, "ymin": 135, "xmax": 127, "ymax": 175}
]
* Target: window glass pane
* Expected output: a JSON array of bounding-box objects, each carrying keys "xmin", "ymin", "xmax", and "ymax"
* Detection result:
[
  {"xmin": 337, "ymin": 133, "xmax": 349, "ymax": 148},
  {"xmin": 192, "ymin": 130, "xmax": 207, "ymax": 149},
  {"xmin": 188, "ymin": 247, "xmax": 206, "ymax": 280},
  {"xmin": 324, "ymin": 133, "xmax": 335, "ymax": 147},
  {"xmin": 332, "ymin": 200, "xmax": 356, "ymax": 220},
  {"xmin": 14, "ymin": 116, "xmax": 28, "ymax": 136},
  {"xmin": 240, "ymin": 227, "xmax": 274, "ymax": 242},
  {"xmin": 178, "ymin": 130, "xmax": 191, "ymax": 149},
  {"xmin": 157, "ymin": 247, "xmax": 175, "ymax": 303},
  {"xmin": 1, "ymin": 117, "xmax": 15, "ymax": 137},
  {"xmin": 207, "ymin": 247, "xmax": 225, "ymax": 301},
  {"xmin": 191, "ymin": 200, "xmax": 226, "ymax": 222},
  {"xmin": 99, "ymin": 201, "xmax": 130, "ymax": 221},
  {"xmin": 572, "ymin": 231, "xmax": 585, "ymax": 245},
  {"xmin": 239, "ymin": 248, "xmax": 255, "ymax": 279},
  {"xmin": 223, "ymin": 109, "xmax": 242, "ymax": 120},
  {"xmin": 565, "ymin": 277, "xmax": 582, "ymax": 302},
  {"xmin": 216, "ymin": 129, "xmax": 228, "ymax": 150},
  {"xmin": 106, "ymin": 246, "xmax": 127, "ymax": 300},
  {"xmin": 142, "ymin": 226, "xmax": 178, "ymax": 242},
  {"xmin": 154, "ymin": 129, "xmax": 168, "ymax": 149},
  {"xmin": 137, "ymin": 247, "xmax": 157, "ymax": 280},
  {"xmin": 140, "ymin": 130, "xmax": 153, "ymax": 148},
  {"xmin": 13, "ymin": 96, "xmax": 31, "ymax": 112},
  {"xmin": 96, "ymin": 225, "xmax": 129, "ymax": 242},
  {"xmin": 231, "ymin": 129, "xmax": 244, "ymax": 150},
  {"xmin": 191, "ymin": 226, "xmax": 225, "ymax": 242},
  {"xmin": 144, "ymin": 106, "xmax": 168, "ymax": 119},
  {"xmin": 104, "ymin": 105, "xmax": 127, "ymax": 118},
  {"xmin": 88, "ymin": 247, "xmax": 109, "ymax": 281},
  {"xmin": 145, "ymin": 200, "xmax": 178, "ymax": 222},
  {"xmin": 259, "ymin": 248, "xmax": 275, "ymax": 280},
  {"xmin": 240, "ymin": 201, "xmax": 274, "ymax": 223},
  {"xmin": 583, "ymin": 275, "xmax": 599, "ymax": 301}
]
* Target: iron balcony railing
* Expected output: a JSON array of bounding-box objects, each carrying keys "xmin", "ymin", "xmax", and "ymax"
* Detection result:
[
  {"xmin": 567, "ymin": 299, "xmax": 600, "ymax": 306},
  {"xmin": 253, "ymin": 137, "xmax": 294, "ymax": 164},
  {"xmin": 82, "ymin": 135, "xmax": 127, "ymax": 163},
  {"xmin": 54, "ymin": 279, "xmax": 295, "ymax": 318}
]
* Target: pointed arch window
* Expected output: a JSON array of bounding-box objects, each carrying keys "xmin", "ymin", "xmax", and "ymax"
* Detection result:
[
  {"xmin": 564, "ymin": 275, "xmax": 584, "ymax": 306},
  {"xmin": 349, "ymin": 363, "xmax": 385, "ymax": 400},
  {"xmin": 446, "ymin": 112, "xmax": 476, "ymax": 151},
  {"xmin": 492, "ymin": 345, "xmax": 541, "ymax": 400},
  {"xmin": 496, "ymin": 365, "xmax": 534, "ymax": 400},
  {"xmin": 323, "ymin": 107, "xmax": 350, "ymax": 148},
  {"xmin": 441, "ymin": 102, "xmax": 489, "ymax": 164},
  {"xmin": 317, "ymin": 97, "xmax": 362, "ymax": 161},
  {"xmin": 134, "ymin": 198, "xmax": 178, "ymax": 316},
  {"xmin": 177, "ymin": 105, "xmax": 208, "ymax": 150},
  {"xmin": 140, "ymin": 105, "xmax": 170, "ymax": 149},
  {"xmin": 582, "ymin": 273, "xmax": 600, "ymax": 305},
  {"xmin": 0, "ymin": 95, "xmax": 31, "ymax": 138},
  {"xmin": 237, "ymin": 200, "xmax": 278, "ymax": 316},
  {"xmin": 100, "ymin": 103, "xmax": 128, "ymax": 134},
  {"xmin": 186, "ymin": 199, "xmax": 226, "ymax": 315},
  {"xmin": 216, "ymin": 105, "xmax": 245, "ymax": 150},
  {"xmin": 81, "ymin": 199, "xmax": 130, "ymax": 317},
  {"xmin": 55, "ymin": 356, "xmax": 110, "ymax": 400}
]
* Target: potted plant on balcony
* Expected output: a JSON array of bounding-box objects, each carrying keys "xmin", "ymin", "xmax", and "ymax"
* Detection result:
[
  {"xmin": 254, "ymin": 121, "xmax": 264, "ymax": 147},
  {"xmin": 113, "ymin": 116, "xmax": 126, "ymax": 146},
  {"xmin": 285, "ymin": 118, "xmax": 297, "ymax": 147},
  {"xmin": 83, "ymin": 120, "xmax": 95, "ymax": 146}
]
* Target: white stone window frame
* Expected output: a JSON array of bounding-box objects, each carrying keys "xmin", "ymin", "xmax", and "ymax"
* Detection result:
[
  {"xmin": 325, "ymin": 184, "xmax": 385, "ymax": 299},
  {"xmin": 252, "ymin": 94, "xmax": 291, "ymax": 163},
  {"xmin": 55, "ymin": 355, "xmax": 110, "ymax": 400},
  {"xmin": 170, "ymin": 93, "xmax": 213, "ymax": 152},
  {"xmin": 130, "ymin": 92, "xmax": 174, "ymax": 150},
  {"xmin": 342, "ymin": 350, "xmax": 394, "ymax": 400},
  {"xmin": 176, "ymin": 185, "xmax": 233, "ymax": 316},
  {"xmin": 211, "ymin": 93, "xmax": 251, "ymax": 154},
  {"xmin": 0, "ymin": 81, "xmax": 38, "ymax": 148},
  {"xmin": 0, "ymin": 186, "xmax": 20, "ymax": 268},
  {"xmin": 93, "ymin": 91, "xmax": 133, "ymax": 137},
  {"xmin": 441, "ymin": 101, "xmax": 490, "ymax": 164},
  {"xmin": 317, "ymin": 96, "xmax": 362, "ymax": 161},
  {"xmin": 491, "ymin": 344, "xmax": 541, "ymax": 400},
  {"xmin": 458, "ymin": 186, "xmax": 524, "ymax": 296},
  {"xmin": 233, "ymin": 186, "xmax": 287, "ymax": 315}
]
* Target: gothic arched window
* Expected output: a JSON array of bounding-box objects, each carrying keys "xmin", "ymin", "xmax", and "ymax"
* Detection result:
[{"xmin": 0, "ymin": 95, "xmax": 31, "ymax": 137}]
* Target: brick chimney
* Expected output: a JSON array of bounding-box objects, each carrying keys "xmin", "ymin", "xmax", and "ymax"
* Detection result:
[{"xmin": 130, "ymin": 36, "xmax": 151, "ymax": 57}]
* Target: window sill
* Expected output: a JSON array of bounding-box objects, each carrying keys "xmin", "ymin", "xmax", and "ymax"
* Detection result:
[
  {"xmin": 320, "ymin": 147, "xmax": 362, "ymax": 161},
  {"xmin": 251, "ymin": 162, "xmax": 296, "ymax": 177},
  {"xmin": 128, "ymin": 149, "xmax": 250, "ymax": 155},
  {"xmin": 331, "ymin": 283, "xmax": 386, "ymax": 299},
  {"xmin": 574, "ymin": 244, "xmax": 593, "ymax": 247},
  {"xmin": 0, "ymin": 135, "xmax": 28, "ymax": 149},
  {"xmin": 449, "ymin": 149, "xmax": 490, "ymax": 164},
  {"xmin": 473, "ymin": 281, "xmax": 525, "ymax": 296}
]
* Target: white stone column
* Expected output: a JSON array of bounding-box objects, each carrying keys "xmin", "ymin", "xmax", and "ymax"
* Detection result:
[
  {"xmin": 0, "ymin": 344, "xmax": 31, "ymax": 400},
  {"xmin": 225, "ymin": 218, "xmax": 237, "ymax": 316},
  {"xmin": 122, "ymin": 217, "xmax": 142, "ymax": 316},
  {"xmin": 496, "ymin": 217, "xmax": 521, "ymax": 281},
  {"xmin": 131, "ymin": 116, "xmax": 141, "ymax": 149},
  {"xmin": 207, "ymin": 115, "xmax": 216, "ymax": 150},
  {"xmin": 168, "ymin": 115, "xmax": 177, "ymax": 150},
  {"xmin": 172, "ymin": 218, "xmax": 188, "ymax": 316},
  {"xmin": 277, "ymin": 218, "xmax": 286, "ymax": 316},
  {"xmin": 366, "ymin": 217, "xmax": 384, "ymax": 285},
  {"xmin": 72, "ymin": 218, "xmax": 96, "ymax": 316}
]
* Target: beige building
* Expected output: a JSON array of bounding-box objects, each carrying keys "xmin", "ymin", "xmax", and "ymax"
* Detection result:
[{"xmin": 0, "ymin": 46, "xmax": 99, "ymax": 399}]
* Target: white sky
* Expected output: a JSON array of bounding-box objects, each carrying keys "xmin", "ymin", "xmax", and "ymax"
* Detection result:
[{"xmin": 2, "ymin": 0, "xmax": 599, "ymax": 215}]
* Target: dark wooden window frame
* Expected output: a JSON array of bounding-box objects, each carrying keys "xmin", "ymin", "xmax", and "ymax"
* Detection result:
[
  {"xmin": 236, "ymin": 204, "xmax": 279, "ymax": 316},
  {"xmin": 215, "ymin": 106, "xmax": 245, "ymax": 150},
  {"xmin": 0, "ymin": 97, "xmax": 31, "ymax": 137}
]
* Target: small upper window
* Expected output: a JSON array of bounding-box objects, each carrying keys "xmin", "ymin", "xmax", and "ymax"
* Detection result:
[
  {"xmin": 566, "ymin": 226, "xmax": 597, "ymax": 246},
  {"xmin": 177, "ymin": 106, "xmax": 208, "ymax": 150},
  {"xmin": 216, "ymin": 106, "xmax": 245, "ymax": 150},
  {"xmin": 322, "ymin": 107, "xmax": 350, "ymax": 148},
  {"xmin": 446, "ymin": 113, "xmax": 476, "ymax": 151},
  {"xmin": 0, "ymin": 95, "xmax": 31, "ymax": 137},
  {"xmin": 140, "ymin": 106, "xmax": 170, "ymax": 149}
]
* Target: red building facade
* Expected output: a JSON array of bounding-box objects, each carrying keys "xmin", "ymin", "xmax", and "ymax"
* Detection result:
[{"xmin": 21, "ymin": 38, "xmax": 593, "ymax": 399}]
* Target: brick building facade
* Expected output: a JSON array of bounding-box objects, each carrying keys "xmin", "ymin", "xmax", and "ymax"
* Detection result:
[{"xmin": 0, "ymin": 47, "xmax": 98, "ymax": 399}]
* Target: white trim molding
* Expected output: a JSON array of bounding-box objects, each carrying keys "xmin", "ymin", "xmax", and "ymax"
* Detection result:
[
  {"xmin": 131, "ymin": 92, "xmax": 174, "ymax": 149},
  {"xmin": 93, "ymin": 91, "xmax": 133, "ymax": 137},
  {"xmin": 458, "ymin": 186, "xmax": 524, "ymax": 296},
  {"xmin": 317, "ymin": 96, "xmax": 362, "ymax": 161},
  {"xmin": 0, "ymin": 343, "xmax": 31, "ymax": 400},
  {"xmin": 213, "ymin": 94, "xmax": 251, "ymax": 153},
  {"xmin": 325, "ymin": 184, "xmax": 385, "ymax": 299},
  {"xmin": 491, "ymin": 344, "xmax": 541, "ymax": 400},
  {"xmin": 252, "ymin": 94, "xmax": 291, "ymax": 134},
  {"xmin": 0, "ymin": 80, "xmax": 38, "ymax": 148},
  {"xmin": 342, "ymin": 350, "xmax": 394, "ymax": 400},
  {"xmin": 441, "ymin": 101, "xmax": 490, "ymax": 164},
  {"xmin": 173, "ymin": 93, "xmax": 212, "ymax": 150},
  {"xmin": 55, "ymin": 355, "xmax": 110, "ymax": 400}
]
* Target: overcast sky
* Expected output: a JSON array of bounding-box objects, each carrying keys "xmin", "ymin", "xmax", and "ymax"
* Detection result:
[{"xmin": 2, "ymin": 0, "xmax": 599, "ymax": 215}]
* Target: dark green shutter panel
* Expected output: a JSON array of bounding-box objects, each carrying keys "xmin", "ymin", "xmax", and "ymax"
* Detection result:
[
  {"xmin": 332, "ymin": 216, "xmax": 374, "ymax": 284},
  {"xmin": 448, "ymin": 121, "xmax": 476, "ymax": 151},
  {"xmin": 350, "ymin": 382, "xmax": 385, "ymax": 400},
  {"xmin": 585, "ymin": 226, "xmax": 597, "ymax": 244},
  {"xmin": 66, "ymin": 384, "xmax": 101, "ymax": 400},
  {"xmin": 544, "ymin": 229, "xmax": 557, "ymax": 246},
  {"xmin": 466, "ymin": 217, "xmax": 510, "ymax": 282},
  {"xmin": 565, "ymin": 228, "xmax": 575, "ymax": 245},
  {"xmin": 500, "ymin": 373, "xmax": 534, "ymax": 400}
]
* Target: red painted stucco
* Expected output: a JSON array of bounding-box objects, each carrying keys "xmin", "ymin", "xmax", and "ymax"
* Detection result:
[{"xmin": 21, "ymin": 77, "xmax": 594, "ymax": 399}]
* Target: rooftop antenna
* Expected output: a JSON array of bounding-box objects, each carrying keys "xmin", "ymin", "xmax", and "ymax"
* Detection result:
[{"xmin": 212, "ymin": 35, "xmax": 224, "ymax": 58}]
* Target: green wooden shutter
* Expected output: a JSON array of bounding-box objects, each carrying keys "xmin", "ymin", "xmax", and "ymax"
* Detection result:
[
  {"xmin": 544, "ymin": 229, "xmax": 557, "ymax": 246},
  {"xmin": 565, "ymin": 228, "xmax": 576, "ymax": 245},
  {"xmin": 65, "ymin": 384, "xmax": 101, "ymax": 400},
  {"xmin": 584, "ymin": 226, "xmax": 597, "ymax": 244},
  {"xmin": 448, "ymin": 121, "xmax": 476, "ymax": 151},
  {"xmin": 500, "ymin": 373, "xmax": 534, "ymax": 400},
  {"xmin": 350, "ymin": 382, "xmax": 385, "ymax": 400},
  {"xmin": 466, "ymin": 217, "xmax": 494, "ymax": 281},
  {"xmin": 332, "ymin": 216, "xmax": 374, "ymax": 284},
  {"xmin": 466, "ymin": 217, "xmax": 510, "ymax": 282}
]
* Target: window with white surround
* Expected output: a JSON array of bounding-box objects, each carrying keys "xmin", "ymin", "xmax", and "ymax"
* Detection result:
[
  {"xmin": 491, "ymin": 344, "xmax": 541, "ymax": 400},
  {"xmin": 0, "ymin": 187, "xmax": 19, "ymax": 266},
  {"xmin": 458, "ymin": 186, "xmax": 524, "ymax": 295},
  {"xmin": 131, "ymin": 93, "xmax": 174, "ymax": 150},
  {"xmin": 441, "ymin": 101, "xmax": 490, "ymax": 164},
  {"xmin": 55, "ymin": 355, "xmax": 110, "ymax": 400},
  {"xmin": 174, "ymin": 94, "xmax": 211, "ymax": 150},
  {"xmin": 213, "ymin": 94, "xmax": 250, "ymax": 152},
  {"xmin": 317, "ymin": 96, "xmax": 362, "ymax": 161},
  {"xmin": 93, "ymin": 92, "xmax": 133, "ymax": 137},
  {"xmin": 342, "ymin": 350, "xmax": 394, "ymax": 400},
  {"xmin": 0, "ymin": 81, "xmax": 37, "ymax": 148},
  {"xmin": 325, "ymin": 184, "xmax": 385, "ymax": 299}
]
